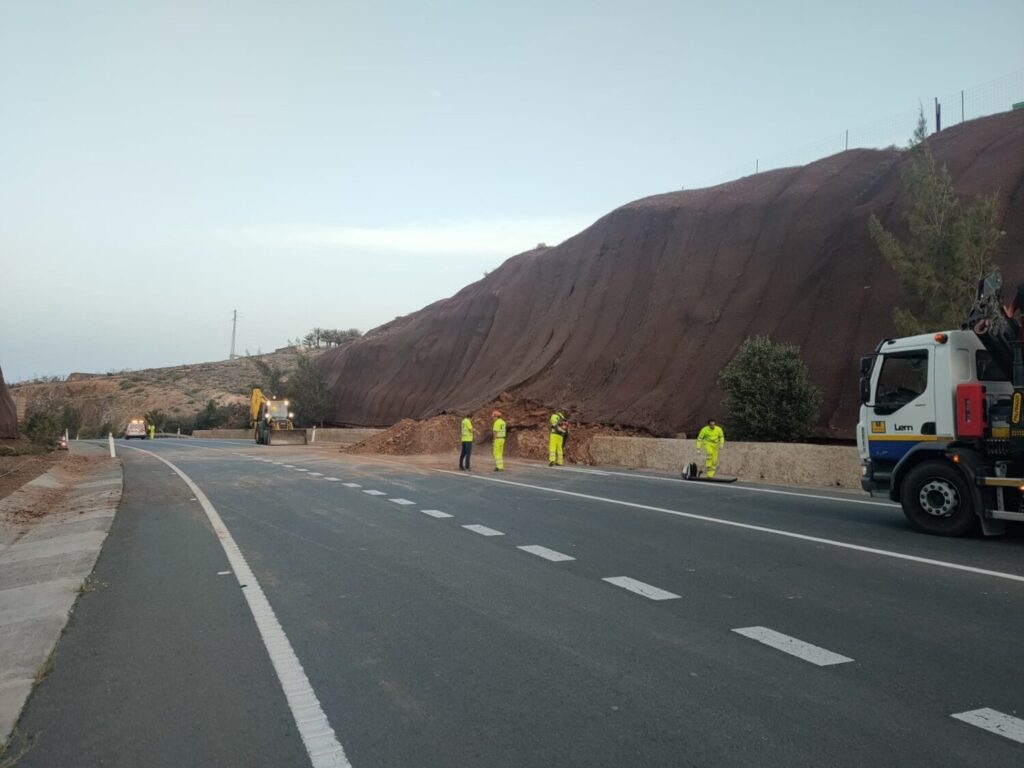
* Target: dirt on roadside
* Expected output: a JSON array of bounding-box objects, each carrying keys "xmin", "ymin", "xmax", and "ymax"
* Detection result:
[
  {"xmin": 341, "ymin": 393, "xmax": 647, "ymax": 465},
  {"xmin": 0, "ymin": 451, "xmax": 104, "ymax": 524}
]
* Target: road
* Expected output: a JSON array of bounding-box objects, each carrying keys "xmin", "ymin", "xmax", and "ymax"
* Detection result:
[{"xmin": 14, "ymin": 438, "xmax": 1024, "ymax": 767}]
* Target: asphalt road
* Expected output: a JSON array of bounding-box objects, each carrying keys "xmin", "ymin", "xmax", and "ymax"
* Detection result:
[{"xmin": 15, "ymin": 438, "xmax": 1024, "ymax": 767}]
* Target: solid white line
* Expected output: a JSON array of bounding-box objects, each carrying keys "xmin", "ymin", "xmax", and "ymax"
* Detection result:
[
  {"xmin": 518, "ymin": 545, "xmax": 576, "ymax": 562},
  {"xmin": 421, "ymin": 509, "xmax": 453, "ymax": 519},
  {"xmin": 554, "ymin": 465, "xmax": 896, "ymax": 508},
  {"xmin": 462, "ymin": 524, "xmax": 505, "ymax": 537},
  {"xmin": 559, "ymin": 467, "xmax": 610, "ymax": 476},
  {"xmin": 389, "ymin": 498, "xmax": 415, "ymax": 505},
  {"xmin": 363, "ymin": 490, "xmax": 386, "ymax": 496},
  {"xmin": 127, "ymin": 447, "xmax": 351, "ymax": 768},
  {"xmin": 602, "ymin": 576, "xmax": 680, "ymax": 600},
  {"xmin": 732, "ymin": 626, "xmax": 853, "ymax": 666},
  {"xmin": 343, "ymin": 483, "xmax": 361, "ymax": 488},
  {"xmin": 952, "ymin": 708, "xmax": 1024, "ymax": 744},
  {"xmin": 437, "ymin": 470, "xmax": 1024, "ymax": 585}
]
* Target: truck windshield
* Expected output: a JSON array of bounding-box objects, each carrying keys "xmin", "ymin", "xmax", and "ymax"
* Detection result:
[
  {"xmin": 875, "ymin": 350, "xmax": 928, "ymax": 409},
  {"xmin": 267, "ymin": 402, "xmax": 289, "ymax": 419}
]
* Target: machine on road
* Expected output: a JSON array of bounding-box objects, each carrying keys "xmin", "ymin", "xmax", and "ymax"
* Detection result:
[
  {"xmin": 124, "ymin": 419, "xmax": 147, "ymax": 440},
  {"xmin": 859, "ymin": 272, "xmax": 1024, "ymax": 536},
  {"xmin": 250, "ymin": 388, "xmax": 307, "ymax": 445}
]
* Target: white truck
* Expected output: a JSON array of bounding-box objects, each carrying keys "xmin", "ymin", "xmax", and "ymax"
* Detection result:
[{"xmin": 858, "ymin": 273, "xmax": 1024, "ymax": 536}]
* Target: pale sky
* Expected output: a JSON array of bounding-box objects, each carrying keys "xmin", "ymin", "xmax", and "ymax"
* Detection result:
[{"xmin": 3, "ymin": 0, "xmax": 1022, "ymax": 381}]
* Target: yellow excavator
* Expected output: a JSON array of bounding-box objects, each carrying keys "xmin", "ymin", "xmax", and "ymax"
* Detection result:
[{"xmin": 250, "ymin": 388, "xmax": 307, "ymax": 445}]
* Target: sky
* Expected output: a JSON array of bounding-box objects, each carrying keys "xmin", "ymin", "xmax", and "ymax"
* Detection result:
[{"xmin": 2, "ymin": 0, "xmax": 1022, "ymax": 382}]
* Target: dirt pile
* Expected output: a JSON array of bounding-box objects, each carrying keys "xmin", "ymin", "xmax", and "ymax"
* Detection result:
[
  {"xmin": 342, "ymin": 394, "xmax": 645, "ymax": 464},
  {"xmin": 321, "ymin": 110, "xmax": 1024, "ymax": 439},
  {"xmin": 0, "ymin": 367, "xmax": 16, "ymax": 439}
]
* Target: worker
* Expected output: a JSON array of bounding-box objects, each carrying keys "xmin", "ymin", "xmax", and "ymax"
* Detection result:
[
  {"xmin": 549, "ymin": 410, "xmax": 567, "ymax": 467},
  {"xmin": 147, "ymin": 423, "xmax": 156, "ymax": 440},
  {"xmin": 492, "ymin": 410, "xmax": 507, "ymax": 471},
  {"xmin": 459, "ymin": 413, "xmax": 474, "ymax": 471},
  {"xmin": 696, "ymin": 418, "xmax": 726, "ymax": 478}
]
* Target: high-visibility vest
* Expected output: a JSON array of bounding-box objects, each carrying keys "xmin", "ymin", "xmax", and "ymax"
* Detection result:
[
  {"xmin": 493, "ymin": 418, "xmax": 506, "ymax": 439},
  {"xmin": 461, "ymin": 418, "xmax": 473, "ymax": 442},
  {"xmin": 549, "ymin": 412, "xmax": 564, "ymax": 432},
  {"xmin": 697, "ymin": 425, "xmax": 725, "ymax": 447}
]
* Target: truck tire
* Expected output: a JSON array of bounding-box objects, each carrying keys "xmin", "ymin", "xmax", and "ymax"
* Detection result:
[{"xmin": 900, "ymin": 460, "xmax": 978, "ymax": 536}]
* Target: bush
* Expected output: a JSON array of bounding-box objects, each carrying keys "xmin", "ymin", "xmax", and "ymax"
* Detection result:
[
  {"xmin": 717, "ymin": 337, "xmax": 821, "ymax": 442},
  {"xmin": 24, "ymin": 410, "xmax": 62, "ymax": 446}
]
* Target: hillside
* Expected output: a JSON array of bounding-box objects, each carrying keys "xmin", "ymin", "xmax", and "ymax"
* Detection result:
[
  {"xmin": 320, "ymin": 110, "xmax": 1024, "ymax": 439},
  {"xmin": 0, "ymin": 367, "xmax": 16, "ymax": 439},
  {"xmin": 10, "ymin": 347, "xmax": 313, "ymax": 436}
]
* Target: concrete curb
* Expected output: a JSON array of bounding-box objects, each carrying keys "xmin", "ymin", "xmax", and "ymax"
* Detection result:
[{"xmin": 0, "ymin": 444, "xmax": 122, "ymax": 746}]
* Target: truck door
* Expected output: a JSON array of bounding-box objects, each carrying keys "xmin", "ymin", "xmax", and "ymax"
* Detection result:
[{"xmin": 868, "ymin": 348, "xmax": 936, "ymax": 461}]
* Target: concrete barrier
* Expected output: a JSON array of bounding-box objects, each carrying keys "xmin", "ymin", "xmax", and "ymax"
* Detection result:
[
  {"xmin": 191, "ymin": 427, "xmax": 382, "ymax": 445},
  {"xmin": 589, "ymin": 436, "xmax": 861, "ymax": 491}
]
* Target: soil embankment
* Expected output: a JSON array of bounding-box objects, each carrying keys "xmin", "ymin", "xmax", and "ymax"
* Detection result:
[{"xmin": 321, "ymin": 110, "xmax": 1024, "ymax": 439}]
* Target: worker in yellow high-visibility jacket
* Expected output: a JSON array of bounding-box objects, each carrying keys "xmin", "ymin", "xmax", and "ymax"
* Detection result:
[
  {"xmin": 549, "ymin": 410, "xmax": 566, "ymax": 467},
  {"xmin": 492, "ymin": 410, "xmax": 506, "ymax": 471},
  {"xmin": 696, "ymin": 419, "xmax": 725, "ymax": 478},
  {"xmin": 459, "ymin": 414, "xmax": 474, "ymax": 471}
]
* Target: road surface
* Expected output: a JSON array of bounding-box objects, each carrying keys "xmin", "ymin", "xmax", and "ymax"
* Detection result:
[{"xmin": 15, "ymin": 439, "xmax": 1024, "ymax": 767}]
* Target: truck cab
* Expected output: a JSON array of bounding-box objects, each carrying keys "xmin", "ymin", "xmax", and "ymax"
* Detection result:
[{"xmin": 858, "ymin": 330, "xmax": 1020, "ymax": 535}]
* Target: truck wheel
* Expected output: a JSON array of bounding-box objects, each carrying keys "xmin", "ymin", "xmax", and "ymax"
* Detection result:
[{"xmin": 900, "ymin": 460, "xmax": 978, "ymax": 536}]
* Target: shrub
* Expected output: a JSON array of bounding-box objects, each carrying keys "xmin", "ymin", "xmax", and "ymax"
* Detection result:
[{"xmin": 717, "ymin": 337, "xmax": 821, "ymax": 442}]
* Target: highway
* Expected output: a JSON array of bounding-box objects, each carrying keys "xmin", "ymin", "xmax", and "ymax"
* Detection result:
[{"xmin": 16, "ymin": 438, "xmax": 1024, "ymax": 767}]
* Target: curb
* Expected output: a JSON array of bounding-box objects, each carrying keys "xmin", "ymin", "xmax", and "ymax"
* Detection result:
[{"xmin": 0, "ymin": 445, "xmax": 122, "ymax": 746}]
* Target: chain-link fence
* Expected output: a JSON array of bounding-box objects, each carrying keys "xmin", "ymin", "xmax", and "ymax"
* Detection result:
[{"xmin": 699, "ymin": 69, "xmax": 1024, "ymax": 188}]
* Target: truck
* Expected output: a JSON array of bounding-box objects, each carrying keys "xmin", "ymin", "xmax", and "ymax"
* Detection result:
[
  {"xmin": 250, "ymin": 388, "xmax": 307, "ymax": 446},
  {"xmin": 124, "ymin": 419, "xmax": 148, "ymax": 440},
  {"xmin": 858, "ymin": 273, "xmax": 1024, "ymax": 536}
]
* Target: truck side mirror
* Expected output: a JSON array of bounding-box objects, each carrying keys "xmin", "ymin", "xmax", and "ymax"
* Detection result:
[
  {"xmin": 859, "ymin": 376, "xmax": 871, "ymax": 404},
  {"xmin": 859, "ymin": 356, "xmax": 874, "ymax": 376}
]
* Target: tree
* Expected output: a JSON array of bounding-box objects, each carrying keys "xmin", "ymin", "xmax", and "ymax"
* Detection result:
[
  {"xmin": 717, "ymin": 337, "xmax": 821, "ymax": 442},
  {"xmin": 144, "ymin": 409, "xmax": 168, "ymax": 431},
  {"xmin": 254, "ymin": 360, "xmax": 287, "ymax": 396},
  {"xmin": 289, "ymin": 354, "xmax": 331, "ymax": 426},
  {"xmin": 868, "ymin": 109, "xmax": 1004, "ymax": 336}
]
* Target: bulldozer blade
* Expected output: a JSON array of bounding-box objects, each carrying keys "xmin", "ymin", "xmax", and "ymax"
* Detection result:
[{"xmin": 267, "ymin": 430, "xmax": 308, "ymax": 446}]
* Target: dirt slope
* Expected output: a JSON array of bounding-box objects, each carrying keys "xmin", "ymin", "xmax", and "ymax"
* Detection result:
[
  {"xmin": 0, "ymin": 367, "xmax": 17, "ymax": 439},
  {"xmin": 321, "ymin": 110, "xmax": 1024, "ymax": 438}
]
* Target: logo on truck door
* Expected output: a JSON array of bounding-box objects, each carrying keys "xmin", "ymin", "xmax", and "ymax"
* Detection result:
[{"xmin": 870, "ymin": 421, "xmax": 886, "ymax": 434}]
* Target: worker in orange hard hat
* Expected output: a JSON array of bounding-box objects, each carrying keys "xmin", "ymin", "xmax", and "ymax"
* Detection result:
[{"xmin": 492, "ymin": 410, "xmax": 507, "ymax": 471}]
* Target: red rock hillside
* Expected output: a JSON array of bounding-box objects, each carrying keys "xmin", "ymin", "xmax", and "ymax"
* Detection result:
[
  {"xmin": 0, "ymin": 366, "xmax": 18, "ymax": 438},
  {"xmin": 320, "ymin": 110, "xmax": 1024, "ymax": 439}
]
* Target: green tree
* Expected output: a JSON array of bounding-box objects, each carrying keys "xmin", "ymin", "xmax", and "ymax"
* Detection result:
[
  {"xmin": 253, "ymin": 360, "xmax": 287, "ymax": 397},
  {"xmin": 289, "ymin": 355, "xmax": 331, "ymax": 426},
  {"xmin": 717, "ymin": 337, "xmax": 821, "ymax": 442},
  {"xmin": 144, "ymin": 409, "xmax": 168, "ymax": 431},
  {"xmin": 868, "ymin": 109, "xmax": 1004, "ymax": 336}
]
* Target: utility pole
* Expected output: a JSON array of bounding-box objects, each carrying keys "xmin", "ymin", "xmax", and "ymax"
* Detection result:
[
  {"xmin": 229, "ymin": 309, "xmax": 238, "ymax": 360},
  {"xmin": 934, "ymin": 97, "xmax": 942, "ymax": 133}
]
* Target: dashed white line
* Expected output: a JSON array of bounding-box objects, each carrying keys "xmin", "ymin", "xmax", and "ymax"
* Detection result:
[
  {"xmin": 325, "ymin": 477, "xmax": 341, "ymax": 482},
  {"xmin": 343, "ymin": 483, "xmax": 361, "ymax": 488},
  {"xmin": 462, "ymin": 524, "xmax": 505, "ymax": 537},
  {"xmin": 128, "ymin": 447, "xmax": 351, "ymax": 768},
  {"xmin": 518, "ymin": 545, "xmax": 576, "ymax": 562},
  {"xmin": 216, "ymin": 570, "xmax": 232, "ymax": 576},
  {"xmin": 732, "ymin": 626, "xmax": 853, "ymax": 666},
  {"xmin": 283, "ymin": 464, "xmax": 296, "ymax": 468},
  {"xmin": 308, "ymin": 472, "xmax": 323, "ymax": 477},
  {"xmin": 602, "ymin": 576, "xmax": 680, "ymax": 601},
  {"xmin": 439, "ymin": 471, "xmax": 1024, "ymax": 585},
  {"xmin": 363, "ymin": 490, "xmax": 386, "ymax": 496},
  {"xmin": 389, "ymin": 498, "xmax": 415, "ymax": 506},
  {"xmin": 421, "ymin": 509, "xmax": 453, "ymax": 518},
  {"xmin": 294, "ymin": 468, "xmax": 310, "ymax": 472},
  {"xmin": 952, "ymin": 708, "xmax": 1024, "ymax": 744}
]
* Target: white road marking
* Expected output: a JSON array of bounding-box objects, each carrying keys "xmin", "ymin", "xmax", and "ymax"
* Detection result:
[
  {"xmin": 439, "ymin": 471, "xmax": 1024, "ymax": 585},
  {"xmin": 295, "ymin": 468, "xmax": 310, "ymax": 472},
  {"xmin": 421, "ymin": 509, "xmax": 453, "ymax": 518},
  {"xmin": 127, "ymin": 447, "xmax": 351, "ymax": 768},
  {"xmin": 389, "ymin": 498, "xmax": 415, "ymax": 505},
  {"xmin": 602, "ymin": 576, "xmax": 680, "ymax": 600},
  {"xmin": 559, "ymin": 467, "xmax": 610, "ymax": 476},
  {"xmin": 283, "ymin": 464, "xmax": 296, "ymax": 468},
  {"xmin": 325, "ymin": 477, "xmax": 341, "ymax": 482},
  {"xmin": 217, "ymin": 570, "xmax": 232, "ymax": 576},
  {"xmin": 343, "ymin": 483, "xmax": 361, "ymax": 488},
  {"xmin": 518, "ymin": 545, "xmax": 576, "ymax": 562},
  {"xmin": 273, "ymin": 462, "xmax": 284, "ymax": 465},
  {"xmin": 463, "ymin": 524, "xmax": 505, "ymax": 537},
  {"xmin": 952, "ymin": 708, "xmax": 1024, "ymax": 745},
  {"xmin": 308, "ymin": 472, "xmax": 323, "ymax": 477},
  {"xmin": 732, "ymin": 626, "xmax": 853, "ymax": 666},
  {"xmin": 363, "ymin": 490, "xmax": 386, "ymax": 496}
]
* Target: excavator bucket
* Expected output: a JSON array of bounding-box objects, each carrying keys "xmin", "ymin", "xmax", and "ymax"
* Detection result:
[{"xmin": 267, "ymin": 429, "xmax": 308, "ymax": 446}]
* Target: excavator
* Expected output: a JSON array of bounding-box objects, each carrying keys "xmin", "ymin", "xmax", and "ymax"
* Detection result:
[{"xmin": 250, "ymin": 388, "xmax": 307, "ymax": 445}]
